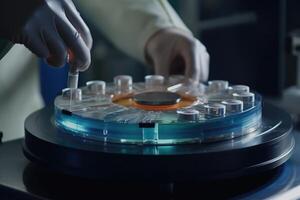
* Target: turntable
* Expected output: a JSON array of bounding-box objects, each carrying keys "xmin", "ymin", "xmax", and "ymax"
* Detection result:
[{"xmin": 23, "ymin": 75, "xmax": 294, "ymax": 181}]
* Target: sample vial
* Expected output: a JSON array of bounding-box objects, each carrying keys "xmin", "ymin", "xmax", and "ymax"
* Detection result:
[
  {"xmin": 228, "ymin": 85, "xmax": 250, "ymax": 94},
  {"xmin": 62, "ymin": 88, "xmax": 82, "ymax": 101},
  {"xmin": 113, "ymin": 75, "xmax": 133, "ymax": 94},
  {"xmin": 145, "ymin": 75, "xmax": 164, "ymax": 90},
  {"xmin": 221, "ymin": 99, "xmax": 243, "ymax": 113},
  {"xmin": 177, "ymin": 109, "xmax": 199, "ymax": 122},
  {"xmin": 67, "ymin": 70, "xmax": 79, "ymax": 89},
  {"xmin": 204, "ymin": 103, "xmax": 226, "ymax": 117},
  {"xmin": 232, "ymin": 92, "xmax": 255, "ymax": 108},
  {"xmin": 86, "ymin": 80, "xmax": 106, "ymax": 95}
]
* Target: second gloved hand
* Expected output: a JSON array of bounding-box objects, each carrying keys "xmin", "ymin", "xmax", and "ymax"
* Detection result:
[
  {"xmin": 0, "ymin": 0, "xmax": 92, "ymax": 70},
  {"xmin": 145, "ymin": 28, "xmax": 209, "ymax": 83}
]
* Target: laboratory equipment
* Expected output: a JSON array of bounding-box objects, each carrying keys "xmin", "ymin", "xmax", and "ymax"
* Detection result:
[
  {"xmin": 67, "ymin": 66, "xmax": 79, "ymax": 89},
  {"xmin": 23, "ymin": 75, "xmax": 294, "ymax": 181}
]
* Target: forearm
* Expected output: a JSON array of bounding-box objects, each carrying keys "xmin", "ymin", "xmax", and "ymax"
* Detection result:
[{"xmin": 75, "ymin": 0, "xmax": 191, "ymax": 63}]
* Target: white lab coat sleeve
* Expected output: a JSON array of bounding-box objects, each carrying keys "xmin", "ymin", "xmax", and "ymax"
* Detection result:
[
  {"xmin": 0, "ymin": 45, "xmax": 44, "ymax": 141},
  {"xmin": 74, "ymin": 0, "xmax": 191, "ymax": 63}
]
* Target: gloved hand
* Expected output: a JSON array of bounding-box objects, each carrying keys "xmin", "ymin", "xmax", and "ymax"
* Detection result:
[
  {"xmin": 145, "ymin": 28, "xmax": 209, "ymax": 83},
  {"xmin": 0, "ymin": 0, "xmax": 92, "ymax": 70}
]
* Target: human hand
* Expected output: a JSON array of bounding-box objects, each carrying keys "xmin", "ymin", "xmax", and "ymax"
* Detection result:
[
  {"xmin": 1, "ymin": 0, "xmax": 92, "ymax": 70},
  {"xmin": 145, "ymin": 28, "xmax": 209, "ymax": 83}
]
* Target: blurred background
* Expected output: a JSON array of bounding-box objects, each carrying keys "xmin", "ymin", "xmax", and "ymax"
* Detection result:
[{"xmin": 40, "ymin": 0, "xmax": 300, "ymax": 105}]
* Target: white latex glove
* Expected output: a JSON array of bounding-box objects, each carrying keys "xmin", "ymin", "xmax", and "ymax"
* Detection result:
[
  {"xmin": 0, "ymin": 0, "xmax": 92, "ymax": 70},
  {"xmin": 145, "ymin": 28, "xmax": 209, "ymax": 82}
]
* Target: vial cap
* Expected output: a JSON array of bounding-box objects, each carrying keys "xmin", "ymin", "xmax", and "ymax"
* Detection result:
[
  {"xmin": 86, "ymin": 80, "xmax": 106, "ymax": 95},
  {"xmin": 62, "ymin": 88, "xmax": 82, "ymax": 101}
]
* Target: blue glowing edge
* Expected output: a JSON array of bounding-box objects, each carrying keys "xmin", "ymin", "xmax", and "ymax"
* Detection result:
[{"xmin": 54, "ymin": 94, "xmax": 262, "ymax": 145}]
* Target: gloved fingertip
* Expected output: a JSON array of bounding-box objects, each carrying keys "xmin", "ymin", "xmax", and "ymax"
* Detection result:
[
  {"xmin": 72, "ymin": 55, "xmax": 91, "ymax": 72},
  {"xmin": 86, "ymin": 34, "xmax": 93, "ymax": 50},
  {"xmin": 78, "ymin": 63, "xmax": 90, "ymax": 72},
  {"xmin": 68, "ymin": 48, "xmax": 91, "ymax": 72}
]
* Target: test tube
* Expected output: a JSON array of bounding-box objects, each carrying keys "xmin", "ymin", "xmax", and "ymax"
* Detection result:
[
  {"xmin": 114, "ymin": 75, "xmax": 133, "ymax": 94},
  {"xmin": 86, "ymin": 80, "xmax": 106, "ymax": 95},
  {"xmin": 67, "ymin": 66, "xmax": 79, "ymax": 89}
]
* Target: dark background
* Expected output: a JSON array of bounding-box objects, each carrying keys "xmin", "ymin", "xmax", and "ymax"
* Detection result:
[{"xmin": 198, "ymin": 0, "xmax": 299, "ymax": 96}]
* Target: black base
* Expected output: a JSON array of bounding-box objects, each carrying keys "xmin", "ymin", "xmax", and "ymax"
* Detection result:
[{"xmin": 23, "ymin": 103, "xmax": 294, "ymax": 182}]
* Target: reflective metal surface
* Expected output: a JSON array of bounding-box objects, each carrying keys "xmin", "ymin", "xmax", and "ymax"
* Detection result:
[{"xmin": 23, "ymin": 103, "xmax": 293, "ymax": 182}]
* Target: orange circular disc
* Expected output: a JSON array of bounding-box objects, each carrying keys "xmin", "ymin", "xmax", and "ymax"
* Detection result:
[{"xmin": 113, "ymin": 92, "xmax": 197, "ymax": 111}]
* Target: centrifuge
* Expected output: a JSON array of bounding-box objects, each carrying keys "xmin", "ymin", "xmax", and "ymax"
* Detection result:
[{"xmin": 23, "ymin": 75, "xmax": 294, "ymax": 181}]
